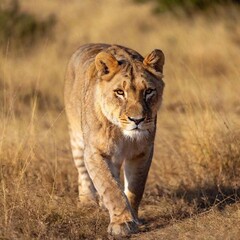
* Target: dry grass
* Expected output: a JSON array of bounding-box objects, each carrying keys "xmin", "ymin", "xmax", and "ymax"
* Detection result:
[{"xmin": 0, "ymin": 0, "xmax": 240, "ymax": 239}]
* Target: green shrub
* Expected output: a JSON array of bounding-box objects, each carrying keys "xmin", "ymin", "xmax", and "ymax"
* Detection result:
[
  {"xmin": 134, "ymin": 0, "xmax": 240, "ymax": 14},
  {"xmin": 0, "ymin": 0, "xmax": 55, "ymax": 49}
]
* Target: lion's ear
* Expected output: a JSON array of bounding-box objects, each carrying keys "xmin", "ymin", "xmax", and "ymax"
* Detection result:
[
  {"xmin": 143, "ymin": 49, "xmax": 165, "ymax": 73},
  {"xmin": 95, "ymin": 52, "xmax": 119, "ymax": 78}
]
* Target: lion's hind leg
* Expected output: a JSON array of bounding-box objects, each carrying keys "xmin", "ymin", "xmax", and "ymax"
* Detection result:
[{"xmin": 70, "ymin": 131, "xmax": 97, "ymax": 204}]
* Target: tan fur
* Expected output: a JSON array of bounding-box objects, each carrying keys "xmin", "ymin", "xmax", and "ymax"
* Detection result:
[{"xmin": 64, "ymin": 43, "xmax": 165, "ymax": 237}]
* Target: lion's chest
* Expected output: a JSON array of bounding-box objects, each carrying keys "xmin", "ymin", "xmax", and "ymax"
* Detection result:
[{"xmin": 111, "ymin": 138, "xmax": 146, "ymax": 166}]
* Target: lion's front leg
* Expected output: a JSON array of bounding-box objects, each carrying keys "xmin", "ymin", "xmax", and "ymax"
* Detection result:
[
  {"xmin": 84, "ymin": 148, "xmax": 138, "ymax": 237},
  {"xmin": 124, "ymin": 148, "xmax": 153, "ymax": 220}
]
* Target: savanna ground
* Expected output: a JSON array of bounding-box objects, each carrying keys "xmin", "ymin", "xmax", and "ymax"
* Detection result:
[{"xmin": 0, "ymin": 0, "xmax": 240, "ymax": 239}]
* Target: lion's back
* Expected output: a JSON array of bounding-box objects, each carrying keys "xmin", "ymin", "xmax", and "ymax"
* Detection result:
[{"xmin": 64, "ymin": 44, "xmax": 110, "ymax": 102}]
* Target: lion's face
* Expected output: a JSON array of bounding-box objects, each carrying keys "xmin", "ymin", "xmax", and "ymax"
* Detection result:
[{"xmin": 95, "ymin": 49, "xmax": 165, "ymax": 139}]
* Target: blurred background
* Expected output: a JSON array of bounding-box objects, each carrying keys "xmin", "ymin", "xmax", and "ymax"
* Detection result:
[{"xmin": 0, "ymin": 0, "xmax": 240, "ymax": 239}]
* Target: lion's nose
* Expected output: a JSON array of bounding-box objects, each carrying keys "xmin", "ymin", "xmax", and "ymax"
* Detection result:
[{"xmin": 128, "ymin": 117, "xmax": 145, "ymax": 125}]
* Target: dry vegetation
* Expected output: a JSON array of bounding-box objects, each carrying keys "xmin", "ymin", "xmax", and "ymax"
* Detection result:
[{"xmin": 0, "ymin": 0, "xmax": 240, "ymax": 239}]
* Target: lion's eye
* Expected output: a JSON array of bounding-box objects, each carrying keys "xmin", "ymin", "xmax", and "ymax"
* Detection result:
[
  {"xmin": 114, "ymin": 89, "xmax": 124, "ymax": 96},
  {"xmin": 145, "ymin": 88, "xmax": 154, "ymax": 95}
]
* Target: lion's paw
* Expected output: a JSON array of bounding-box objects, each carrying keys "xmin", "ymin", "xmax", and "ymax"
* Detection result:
[{"xmin": 108, "ymin": 220, "xmax": 138, "ymax": 238}]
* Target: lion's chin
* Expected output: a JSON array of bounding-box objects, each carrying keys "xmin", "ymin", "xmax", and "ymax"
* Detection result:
[{"xmin": 123, "ymin": 129, "xmax": 149, "ymax": 140}]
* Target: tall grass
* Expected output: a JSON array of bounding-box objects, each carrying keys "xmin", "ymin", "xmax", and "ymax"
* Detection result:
[{"xmin": 0, "ymin": 0, "xmax": 240, "ymax": 238}]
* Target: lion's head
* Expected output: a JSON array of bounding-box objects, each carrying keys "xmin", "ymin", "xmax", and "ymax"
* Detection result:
[{"xmin": 95, "ymin": 46, "xmax": 165, "ymax": 139}]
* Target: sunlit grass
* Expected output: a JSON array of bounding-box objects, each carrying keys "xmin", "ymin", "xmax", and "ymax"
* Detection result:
[{"xmin": 0, "ymin": 0, "xmax": 240, "ymax": 238}]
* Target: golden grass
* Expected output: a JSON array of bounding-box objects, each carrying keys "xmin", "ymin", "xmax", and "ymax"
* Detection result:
[{"xmin": 0, "ymin": 0, "xmax": 240, "ymax": 238}]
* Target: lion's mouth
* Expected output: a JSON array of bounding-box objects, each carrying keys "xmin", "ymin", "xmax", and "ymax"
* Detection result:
[
  {"xmin": 123, "ymin": 123, "xmax": 149, "ymax": 132},
  {"xmin": 128, "ymin": 126, "xmax": 143, "ymax": 132},
  {"xmin": 120, "ymin": 120, "xmax": 154, "ymax": 136}
]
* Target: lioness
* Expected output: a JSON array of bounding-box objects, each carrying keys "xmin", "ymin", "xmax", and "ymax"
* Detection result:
[{"xmin": 64, "ymin": 43, "xmax": 164, "ymax": 237}]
